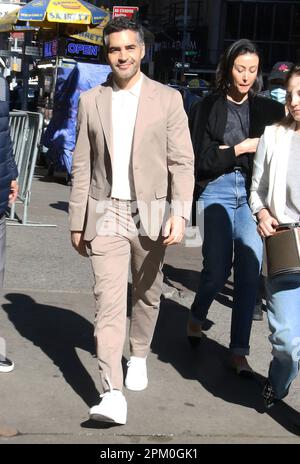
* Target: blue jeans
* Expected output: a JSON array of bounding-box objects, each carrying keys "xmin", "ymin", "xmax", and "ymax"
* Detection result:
[
  {"xmin": 265, "ymin": 274, "xmax": 300, "ymax": 399},
  {"xmin": 191, "ymin": 171, "xmax": 263, "ymax": 355}
]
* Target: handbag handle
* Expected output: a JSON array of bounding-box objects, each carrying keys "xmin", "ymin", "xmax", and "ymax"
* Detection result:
[{"xmin": 275, "ymin": 222, "xmax": 300, "ymax": 231}]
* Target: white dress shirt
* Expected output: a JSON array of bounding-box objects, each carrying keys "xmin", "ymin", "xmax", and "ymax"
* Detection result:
[{"xmin": 111, "ymin": 75, "xmax": 143, "ymax": 200}]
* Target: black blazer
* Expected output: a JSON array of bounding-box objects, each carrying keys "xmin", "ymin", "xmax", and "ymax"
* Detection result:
[{"xmin": 189, "ymin": 91, "xmax": 285, "ymax": 187}]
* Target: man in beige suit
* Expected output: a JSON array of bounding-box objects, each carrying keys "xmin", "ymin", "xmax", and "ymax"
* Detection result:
[{"xmin": 69, "ymin": 16, "xmax": 194, "ymax": 425}]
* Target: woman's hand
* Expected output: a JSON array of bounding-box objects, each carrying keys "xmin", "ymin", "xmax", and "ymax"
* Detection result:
[
  {"xmin": 234, "ymin": 138, "xmax": 259, "ymax": 157},
  {"xmin": 256, "ymin": 208, "xmax": 279, "ymax": 238}
]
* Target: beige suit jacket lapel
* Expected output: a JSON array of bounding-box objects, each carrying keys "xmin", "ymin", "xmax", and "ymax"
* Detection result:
[
  {"xmin": 94, "ymin": 75, "xmax": 157, "ymax": 160},
  {"xmin": 133, "ymin": 75, "xmax": 158, "ymax": 156},
  {"xmin": 95, "ymin": 85, "xmax": 113, "ymax": 159}
]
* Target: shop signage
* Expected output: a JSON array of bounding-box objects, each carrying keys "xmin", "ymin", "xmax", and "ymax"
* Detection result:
[
  {"xmin": 112, "ymin": 6, "xmax": 139, "ymax": 19},
  {"xmin": 43, "ymin": 40, "xmax": 58, "ymax": 59},
  {"xmin": 48, "ymin": 12, "xmax": 89, "ymax": 22},
  {"xmin": 25, "ymin": 46, "xmax": 41, "ymax": 57},
  {"xmin": 0, "ymin": 49, "xmax": 11, "ymax": 57},
  {"xmin": 11, "ymin": 32, "xmax": 24, "ymax": 40},
  {"xmin": 155, "ymin": 40, "xmax": 197, "ymax": 51},
  {"xmin": 65, "ymin": 40, "xmax": 100, "ymax": 62}
]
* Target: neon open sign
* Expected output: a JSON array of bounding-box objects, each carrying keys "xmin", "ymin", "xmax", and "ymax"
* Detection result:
[
  {"xmin": 65, "ymin": 41, "xmax": 100, "ymax": 61},
  {"xmin": 66, "ymin": 42, "xmax": 99, "ymax": 56}
]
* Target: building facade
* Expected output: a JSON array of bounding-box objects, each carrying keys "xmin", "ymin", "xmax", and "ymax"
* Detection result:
[{"xmin": 97, "ymin": 0, "xmax": 300, "ymax": 83}]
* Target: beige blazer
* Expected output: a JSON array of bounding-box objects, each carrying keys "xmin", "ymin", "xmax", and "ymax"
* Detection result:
[{"xmin": 69, "ymin": 74, "xmax": 195, "ymax": 241}]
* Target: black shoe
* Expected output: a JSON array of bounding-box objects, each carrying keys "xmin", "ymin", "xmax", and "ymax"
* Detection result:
[
  {"xmin": 229, "ymin": 355, "xmax": 254, "ymax": 378},
  {"xmin": 262, "ymin": 380, "xmax": 279, "ymax": 409},
  {"xmin": 253, "ymin": 303, "xmax": 263, "ymax": 321}
]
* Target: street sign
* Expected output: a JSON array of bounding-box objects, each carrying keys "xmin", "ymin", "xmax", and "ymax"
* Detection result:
[
  {"xmin": 112, "ymin": 6, "xmax": 139, "ymax": 19},
  {"xmin": 175, "ymin": 62, "xmax": 190, "ymax": 70}
]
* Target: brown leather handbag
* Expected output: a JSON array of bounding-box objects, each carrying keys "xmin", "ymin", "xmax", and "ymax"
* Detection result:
[{"xmin": 265, "ymin": 223, "xmax": 300, "ymax": 278}]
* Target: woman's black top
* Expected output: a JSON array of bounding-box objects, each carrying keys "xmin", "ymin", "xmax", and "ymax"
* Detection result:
[{"xmin": 189, "ymin": 91, "xmax": 285, "ymax": 187}]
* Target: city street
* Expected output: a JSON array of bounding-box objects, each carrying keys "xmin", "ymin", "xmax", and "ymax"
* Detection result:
[{"xmin": 0, "ymin": 168, "xmax": 300, "ymax": 444}]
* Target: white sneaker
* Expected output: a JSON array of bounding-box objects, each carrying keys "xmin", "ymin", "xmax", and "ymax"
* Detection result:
[
  {"xmin": 89, "ymin": 390, "xmax": 127, "ymax": 424},
  {"xmin": 0, "ymin": 357, "xmax": 14, "ymax": 373},
  {"xmin": 125, "ymin": 356, "xmax": 148, "ymax": 391}
]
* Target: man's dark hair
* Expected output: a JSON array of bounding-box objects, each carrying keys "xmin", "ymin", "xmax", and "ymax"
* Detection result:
[
  {"xmin": 216, "ymin": 38, "xmax": 263, "ymax": 95},
  {"xmin": 103, "ymin": 16, "xmax": 144, "ymax": 47}
]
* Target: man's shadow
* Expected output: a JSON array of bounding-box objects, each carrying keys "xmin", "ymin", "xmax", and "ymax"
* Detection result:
[
  {"xmin": 2, "ymin": 293, "xmax": 100, "ymax": 408},
  {"xmin": 152, "ymin": 297, "xmax": 300, "ymax": 435}
]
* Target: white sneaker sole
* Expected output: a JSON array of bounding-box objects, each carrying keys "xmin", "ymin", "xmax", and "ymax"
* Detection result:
[
  {"xmin": 89, "ymin": 412, "xmax": 126, "ymax": 425},
  {"xmin": 125, "ymin": 380, "xmax": 148, "ymax": 391},
  {"xmin": 0, "ymin": 363, "xmax": 14, "ymax": 373}
]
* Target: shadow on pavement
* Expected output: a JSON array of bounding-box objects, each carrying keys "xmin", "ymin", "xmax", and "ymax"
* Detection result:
[
  {"xmin": 163, "ymin": 263, "xmax": 234, "ymax": 310},
  {"xmin": 81, "ymin": 419, "xmax": 122, "ymax": 429},
  {"xmin": 152, "ymin": 297, "xmax": 300, "ymax": 436},
  {"xmin": 49, "ymin": 201, "xmax": 69, "ymax": 212},
  {"xmin": 2, "ymin": 293, "xmax": 99, "ymax": 408},
  {"xmin": 163, "ymin": 263, "xmax": 199, "ymax": 293}
]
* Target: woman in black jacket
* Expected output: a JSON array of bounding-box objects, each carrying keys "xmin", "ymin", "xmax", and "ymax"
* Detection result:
[{"xmin": 188, "ymin": 39, "xmax": 285, "ymax": 375}]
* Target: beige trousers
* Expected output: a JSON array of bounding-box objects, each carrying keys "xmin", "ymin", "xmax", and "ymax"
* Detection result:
[{"xmin": 88, "ymin": 199, "xmax": 165, "ymax": 393}]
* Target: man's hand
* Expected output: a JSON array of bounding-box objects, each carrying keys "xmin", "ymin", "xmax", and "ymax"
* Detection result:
[
  {"xmin": 71, "ymin": 231, "xmax": 88, "ymax": 257},
  {"xmin": 257, "ymin": 208, "xmax": 279, "ymax": 238},
  {"xmin": 163, "ymin": 216, "xmax": 186, "ymax": 246},
  {"xmin": 9, "ymin": 180, "xmax": 18, "ymax": 203}
]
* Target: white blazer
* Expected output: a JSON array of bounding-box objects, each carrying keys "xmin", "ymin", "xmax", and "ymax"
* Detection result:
[{"xmin": 250, "ymin": 122, "xmax": 297, "ymax": 223}]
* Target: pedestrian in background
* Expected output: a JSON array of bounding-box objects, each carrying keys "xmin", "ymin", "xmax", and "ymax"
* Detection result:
[
  {"xmin": 0, "ymin": 75, "xmax": 18, "ymax": 373},
  {"xmin": 261, "ymin": 61, "xmax": 293, "ymax": 104},
  {"xmin": 250, "ymin": 63, "xmax": 300, "ymax": 408},
  {"xmin": 69, "ymin": 17, "xmax": 194, "ymax": 425},
  {"xmin": 9, "ymin": 79, "xmax": 23, "ymax": 111},
  {"xmin": 188, "ymin": 39, "xmax": 285, "ymax": 375}
]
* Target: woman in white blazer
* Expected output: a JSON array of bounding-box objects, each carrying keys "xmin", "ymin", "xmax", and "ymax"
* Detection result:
[{"xmin": 250, "ymin": 63, "xmax": 300, "ymax": 409}]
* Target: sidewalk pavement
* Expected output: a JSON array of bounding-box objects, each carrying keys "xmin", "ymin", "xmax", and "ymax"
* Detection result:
[{"xmin": 0, "ymin": 168, "xmax": 300, "ymax": 444}]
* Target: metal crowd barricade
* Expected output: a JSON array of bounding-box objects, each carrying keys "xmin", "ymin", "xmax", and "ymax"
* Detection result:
[
  {"xmin": 9, "ymin": 111, "xmax": 29, "ymax": 173},
  {"xmin": 8, "ymin": 111, "xmax": 56, "ymax": 227}
]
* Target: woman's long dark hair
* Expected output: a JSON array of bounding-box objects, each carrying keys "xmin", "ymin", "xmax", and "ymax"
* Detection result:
[
  {"xmin": 216, "ymin": 39, "xmax": 263, "ymax": 95},
  {"xmin": 281, "ymin": 63, "xmax": 300, "ymax": 128}
]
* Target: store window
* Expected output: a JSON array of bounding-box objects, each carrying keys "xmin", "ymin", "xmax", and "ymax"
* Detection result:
[
  {"xmin": 224, "ymin": 1, "xmax": 298, "ymax": 67},
  {"xmin": 225, "ymin": 2, "xmax": 240, "ymax": 39},
  {"xmin": 256, "ymin": 4, "xmax": 273, "ymax": 41},
  {"xmin": 240, "ymin": 3, "xmax": 255, "ymax": 40},
  {"xmin": 274, "ymin": 3, "xmax": 291, "ymax": 41}
]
